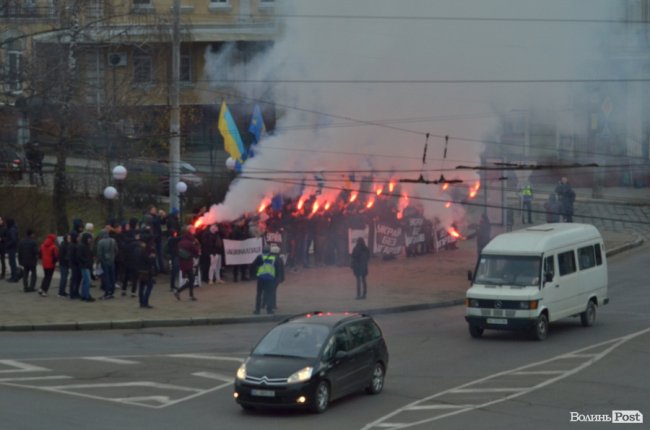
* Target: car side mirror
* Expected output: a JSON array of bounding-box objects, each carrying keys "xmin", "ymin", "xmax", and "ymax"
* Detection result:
[
  {"xmin": 467, "ymin": 270, "xmax": 473, "ymax": 281},
  {"xmin": 335, "ymin": 350, "xmax": 347, "ymax": 360}
]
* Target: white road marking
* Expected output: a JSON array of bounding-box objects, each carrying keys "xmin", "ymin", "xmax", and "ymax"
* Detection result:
[
  {"xmin": 450, "ymin": 388, "xmax": 524, "ymax": 393},
  {"xmin": 363, "ymin": 327, "xmax": 650, "ymax": 430},
  {"xmin": 44, "ymin": 381, "xmax": 200, "ymax": 392},
  {"xmin": 81, "ymin": 356, "xmax": 139, "ymax": 365},
  {"xmin": 512, "ymin": 370, "xmax": 564, "ymax": 376},
  {"xmin": 167, "ymin": 353, "xmax": 243, "ymax": 362},
  {"xmin": 192, "ymin": 371, "xmax": 234, "ymax": 383},
  {"xmin": 0, "ymin": 360, "xmax": 49, "ymax": 373},
  {"xmin": 0, "ymin": 376, "xmax": 71, "ymax": 382}
]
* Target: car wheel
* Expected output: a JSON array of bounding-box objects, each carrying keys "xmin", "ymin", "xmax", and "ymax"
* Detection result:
[
  {"xmin": 468, "ymin": 324, "xmax": 484, "ymax": 338},
  {"xmin": 366, "ymin": 362, "xmax": 385, "ymax": 394},
  {"xmin": 580, "ymin": 301, "xmax": 597, "ymax": 327},
  {"xmin": 310, "ymin": 380, "xmax": 330, "ymax": 414},
  {"xmin": 531, "ymin": 313, "xmax": 549, "ymax": 341}
]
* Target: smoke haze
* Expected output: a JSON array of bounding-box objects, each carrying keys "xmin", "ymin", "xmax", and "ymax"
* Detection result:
[{"xmin": 201, "ymin": 0, "xmax": 623, "ymax": 224}]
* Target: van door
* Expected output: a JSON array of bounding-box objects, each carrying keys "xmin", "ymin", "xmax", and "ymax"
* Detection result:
[
  {"xmin": 541, "ymin": 254, "xmax": 567, "ymax": 321},
  {"xmin": 554, "ymin": 249, "xmax": 580, "ymax": 319}
]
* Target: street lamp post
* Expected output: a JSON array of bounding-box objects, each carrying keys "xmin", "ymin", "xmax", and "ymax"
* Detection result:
[
  {"xmin": 176, "ymin": 181, "xmax": 187, "ymax": 222},
  {"xmin": 112, "ymin": 165, "xmax": 128, "ymax": 222}
]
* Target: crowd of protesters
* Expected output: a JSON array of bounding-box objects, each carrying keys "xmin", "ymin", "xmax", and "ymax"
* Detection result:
[{"xmin": 0, "ymin": 185, "xmax": 468, "ymax": 311}]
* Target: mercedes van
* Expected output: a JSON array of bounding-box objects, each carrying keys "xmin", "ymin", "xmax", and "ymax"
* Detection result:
[{"xmin": 465, "ymin": 223, "xmax": 609, "ymax": 340}]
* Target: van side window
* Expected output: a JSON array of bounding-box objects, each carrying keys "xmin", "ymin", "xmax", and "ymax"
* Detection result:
[
  {"xmin": 594, "ymin": 244, "xmax": 603, "ymax": 266},
  {"xmin": 578, "ymin": 245, "xmax": 596, "ymax": 270},
  {"xmin": 558, "ymin": 250, "xmax": 576, "ymax": 276},
  {"xmin": 543, "ymin": 256, "xmax": 555, "ymax": 280}
]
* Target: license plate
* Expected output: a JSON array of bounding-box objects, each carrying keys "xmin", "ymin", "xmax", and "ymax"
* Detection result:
[
  {"xmin": 487, "ymin": 318, "xmax": 508, "ymax": 325},
  {"xmin": 251, "ymin": 389, "xmax": 275, "ymax": 397}
]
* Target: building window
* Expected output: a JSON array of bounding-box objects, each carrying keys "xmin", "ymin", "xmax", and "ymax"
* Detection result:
[
  {"xmin": 133, "ymin": 49, "xmax": 152, "ymax": 84},
  {"xmin": 87, "ymin": 0, "xmax": 104, "ymax": 18},
  {"xmin": 6, "ymin": 51, "xmax": 22, "ymax": 92},
  {"xmin": 209, "ymin": 0, "xmax": 231, "ymax": 12},
  {"xmin": 180, "ymin": 48, "xmax": 191, "ymax": 83}
]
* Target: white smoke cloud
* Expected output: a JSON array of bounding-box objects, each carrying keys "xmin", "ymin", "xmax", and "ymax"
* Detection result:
[{"xmin": 201, "ymin": 0, "xmax": 621, "ymax": 225}]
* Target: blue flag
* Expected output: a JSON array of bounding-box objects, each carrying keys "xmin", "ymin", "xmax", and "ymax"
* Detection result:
[{"xmin": 248, "ymin": 104, "xmax": 266, "ymax": 143}]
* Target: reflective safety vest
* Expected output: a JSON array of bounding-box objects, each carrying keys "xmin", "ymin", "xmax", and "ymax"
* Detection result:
[
  {"xmin": 256, "ymin": 254, "xmax": 276, "ymax": 280},
  {"xmin": 521, "ymin": 185, "xmax": 533, "ymax": 200}
]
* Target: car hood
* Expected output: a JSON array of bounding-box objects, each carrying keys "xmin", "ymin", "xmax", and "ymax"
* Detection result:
[{"xmin": 246, "ymin": 355, "xmax": 316, "ymax": 379}]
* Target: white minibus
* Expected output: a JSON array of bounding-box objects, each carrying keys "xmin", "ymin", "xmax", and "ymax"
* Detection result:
[{"xmin": 465, "ymin": 223, "xmax": 609, "ymax": 340}]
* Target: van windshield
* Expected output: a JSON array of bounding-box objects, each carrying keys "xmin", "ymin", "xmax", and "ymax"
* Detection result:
[{"xmin": 474, "ymin": 255, "xmax": 541, "ymax": 287}]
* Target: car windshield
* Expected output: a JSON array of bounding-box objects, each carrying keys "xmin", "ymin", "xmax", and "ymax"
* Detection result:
[
  {"xmin": 252, "ymin": 323, "xmax": 330, "ymax": 359},
  {"xmin": 474, "ymin": 255, "xmax": 541, "ymax": 287}
]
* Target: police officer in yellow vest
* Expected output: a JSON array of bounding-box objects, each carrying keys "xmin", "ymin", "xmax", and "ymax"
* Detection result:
[
  {"xmin": 252, "ymin": 244, "xmax": 284, "ymax": 315},
  {"xmin": 520, "ymin": 183, "xmax": 534, "ymax": 224}
]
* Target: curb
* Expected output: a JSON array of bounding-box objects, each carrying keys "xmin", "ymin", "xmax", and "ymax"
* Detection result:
[
  {"xmin": 606, "ymin": 237, "xmax": 645, "ymax": 257},
  {"xmin": 0, "ymin": 299, "xmax": 466, "ymax": 332}
]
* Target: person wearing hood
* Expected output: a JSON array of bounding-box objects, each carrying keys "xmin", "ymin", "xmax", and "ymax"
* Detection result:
[
  {"xmin": 17, "ymin": 229, "xmax": 39, "ymax": 292},
  {"xmin": 96, "ymin": 229, "xmax": 117, "ymax": 299},
  {"xmin": 173, "ymin": 227, "xmax": 200, "ymax": 301},
  {"xmin": 77, "ymin": 232, "xmax": 95, "ymax": 302},
  {"xmin": 38, "ymin": 234, "xmax": 59, "ymax": 297}
]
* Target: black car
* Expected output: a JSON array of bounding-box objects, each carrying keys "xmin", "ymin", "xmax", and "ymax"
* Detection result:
[{"xmin": 234, "ymin": 311, "xmax": 389, "ymax": 413}]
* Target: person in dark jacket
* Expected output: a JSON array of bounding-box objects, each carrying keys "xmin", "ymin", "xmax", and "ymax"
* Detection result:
[
  {"xmin": 68, "ymin": 232, "xmax": 81, "ymax": 299},
  {"xmin": 77, "ymin": 232, "xmax": 95, "ymax": 302},
  {"xmin": 134, "ymin": 232, "xmax": 157, "ymax": 308},
  {"xmin": 203, "ymin": 224, "xmax": 225, "ymax": 284},
  {"xmin": 165, "ymin": 229, "xmax": 181, "ymax": 291},
  {"xmin": 351, "ymin": 238, "xmax": 370, "ymax": 299},
  {"xmin": 17, "ymin": 229, "xmax": 39, "ymax": 292},
  {"xmin": 4, "ymin": 218, "xmax": 19, "ymax": 282},
  {"xmin": 173, "ymin": 228, "xmax": 200, "ymax": 301},
  {"xmin": 555, "ymin": 177, "xmax": 576, "ymax": 222},
  {"xmin": 57, "ymin": 234, "xmax": 70, "ymax": 297},
  {"xmin": 544, "ymin": 193, "xmax": 561, "ymax": 223},
  {"xmin": 121, "ymin": 227, "xmax": 139, "ymax": 297},
  {"xmin": 476, "ymin": 213, "xmax": 491, "ymax": 254}
]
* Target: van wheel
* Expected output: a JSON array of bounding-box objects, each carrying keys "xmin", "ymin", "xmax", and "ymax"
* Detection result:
[
  {"xmin": 309, "ymin": 380, "xmax": 330, "ymax": 413},
  {"xmin": 469, "ymin": 324, "xmax": 484, "ymax": 338},
  {"xmin": 366, "ymin": 362, "xmax": 385, "ymax": 394},
  {"xmin": 580, "ymin": 301, "xmax": 597, "ymax": 327},
  {"xmin": 531, "ymin": 314, "xmax": 549, "ymax": 341}
]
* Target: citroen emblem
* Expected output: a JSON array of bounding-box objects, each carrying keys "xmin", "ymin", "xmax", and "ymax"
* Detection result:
[{"xmin": 495, "ymin": 300, "xmax": 502, "ymax": 309}]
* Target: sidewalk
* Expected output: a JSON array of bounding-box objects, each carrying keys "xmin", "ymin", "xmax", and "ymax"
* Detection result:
[{"xmin": 0, "ymin": 227, "xmax": 643, "ymax": 332}]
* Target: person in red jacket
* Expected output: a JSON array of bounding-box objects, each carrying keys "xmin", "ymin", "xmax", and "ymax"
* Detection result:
[
  {"xmin": 173, "ymin": 227, "xmax": 200, "ymax": 301},
  {"xmin": 38, "ymin": 234, "xmax": 59, "ymax": 297}
]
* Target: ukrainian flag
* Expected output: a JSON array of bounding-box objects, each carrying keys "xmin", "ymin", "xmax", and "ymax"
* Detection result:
[{"xmin": 218, "ymin": 101, "xmax": 246, "ymax": 162}]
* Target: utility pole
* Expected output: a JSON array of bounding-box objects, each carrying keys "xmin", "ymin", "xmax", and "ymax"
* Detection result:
[{"xmin": 169, "ymin": 0, "xmax": 181, "ymax": 212}]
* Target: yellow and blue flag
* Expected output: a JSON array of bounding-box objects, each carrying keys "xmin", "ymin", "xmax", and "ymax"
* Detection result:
[
  {"xmin": 218, "ymin": 101, "xmax": 246, "ymax": 162},
  {"xmin": 248, "ymin": 104, "xmax": 266, "ymax": 143}
]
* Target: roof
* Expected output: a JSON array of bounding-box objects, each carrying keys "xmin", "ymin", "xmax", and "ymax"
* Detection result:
[
  {"xmin": 482, "ymin": 223, "xmax": 603, "ymax": 255},
  {"xmin": 283, "ymin": 311, "xmax": 366, "ymax": 328}
]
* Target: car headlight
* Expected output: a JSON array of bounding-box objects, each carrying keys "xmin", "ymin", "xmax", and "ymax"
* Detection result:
[
  {"xmin": 287, "ymin": 366, "xmax": 313, "ymax": 384},
  {"xmin": 236, "ymin": 363, "xmax": 247, "ymax": 380},
  {"xmin": 519, "ymin": 300, "xmax": 539, "ymax": 310},
  {"xmin": 465, "ymin": 298, "xmax": 480, "ymax": 308}
]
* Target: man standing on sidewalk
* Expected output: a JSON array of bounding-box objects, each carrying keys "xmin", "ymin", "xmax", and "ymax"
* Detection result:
[
  {"xmin": 519, "ymin": 182, "xmax": 534, "ymax": 224},
  {"xmin": 17, "ymin": 229, "xmax": 38, "ymax": 292},
  {"xmin": 96, "ymin": 230, "xmax": 117, "ymax": 299}
]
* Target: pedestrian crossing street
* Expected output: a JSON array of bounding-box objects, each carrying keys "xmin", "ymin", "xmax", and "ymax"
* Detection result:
[{"xmin": 0, "ymin": 353, "xmax": 243, "ymax": 409}]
